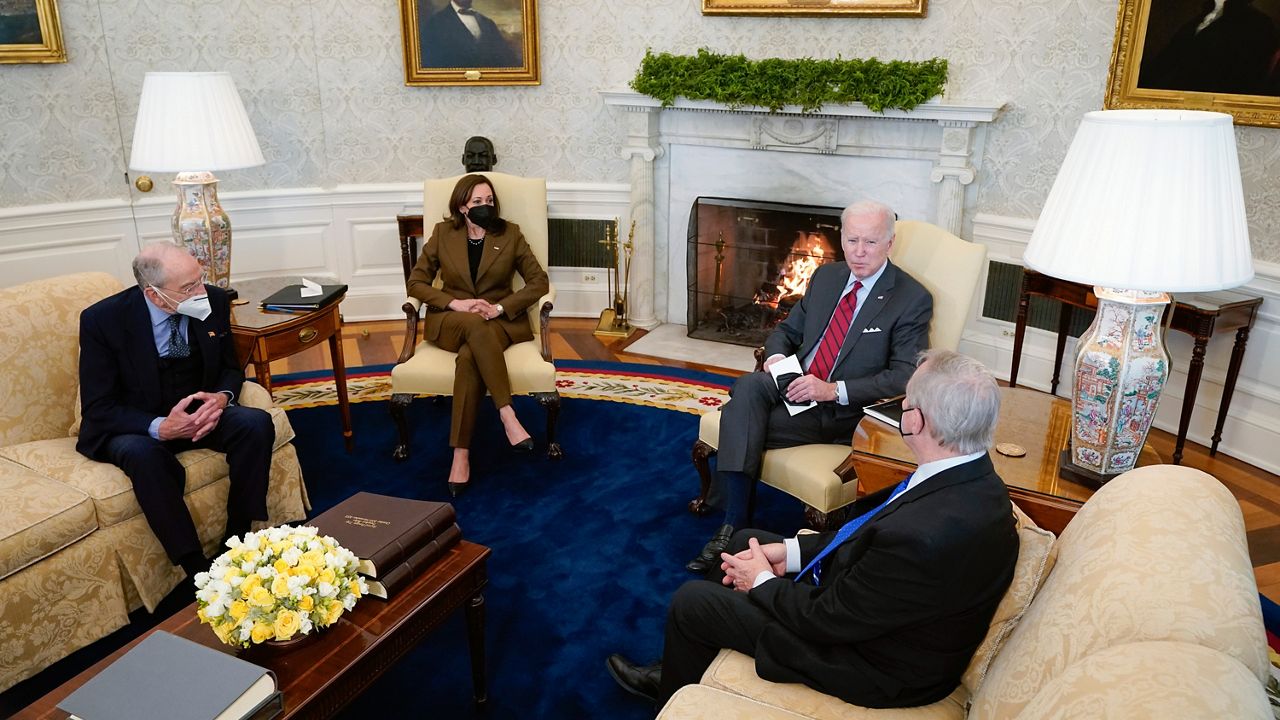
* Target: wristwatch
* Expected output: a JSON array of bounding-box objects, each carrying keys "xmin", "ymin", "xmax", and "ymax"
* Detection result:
[{"xmin": 494, "ymin": 303, "xmax": 504, "ymax": 318}]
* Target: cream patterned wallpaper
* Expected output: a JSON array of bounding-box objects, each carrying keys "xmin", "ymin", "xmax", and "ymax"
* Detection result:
[{"xmin": 2, "ymin": 0, "xmax": 1279, "ymax": 261}]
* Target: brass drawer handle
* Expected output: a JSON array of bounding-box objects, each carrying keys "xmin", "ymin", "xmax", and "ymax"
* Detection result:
[{"xmin": 298, "ymin": 327, "xmax": 318, "ymax": 343}]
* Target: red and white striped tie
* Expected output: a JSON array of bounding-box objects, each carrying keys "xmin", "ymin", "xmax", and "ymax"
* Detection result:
[{"xmin": 806, "ymin": 281, "xmax": 862, "ymax": 381}]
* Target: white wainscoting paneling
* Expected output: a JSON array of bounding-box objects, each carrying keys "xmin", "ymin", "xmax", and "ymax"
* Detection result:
[
  {"xmin": 0, "ymin": 182, "xmax": 631, "ymax": 323},
  {"xmin": 965, "ymin": 213, "xmax": 1280, "ymax": 475}
]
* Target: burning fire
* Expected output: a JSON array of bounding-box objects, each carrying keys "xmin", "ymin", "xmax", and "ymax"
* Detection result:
[{"xmin": 757, "ymin": 232, "xmax": 829, "ymax": 308}]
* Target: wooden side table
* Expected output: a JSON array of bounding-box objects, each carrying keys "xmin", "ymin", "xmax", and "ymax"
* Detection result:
[
  {"xmin": 1008, "ymin": 269, "xmax": 1262, "ymax": 465},
  {"xmin": 848, "ymin": 387, "xmax": 1161, "ymax": 535},
  {"xmin": 229, "ymin": 283, "xmax": 353, "ymax": 452}
]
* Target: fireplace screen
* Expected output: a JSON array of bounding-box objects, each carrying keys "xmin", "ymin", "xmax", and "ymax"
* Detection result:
[{"xmin": 687, "ymin": 197, "xmax": 843, "ymax": 348}]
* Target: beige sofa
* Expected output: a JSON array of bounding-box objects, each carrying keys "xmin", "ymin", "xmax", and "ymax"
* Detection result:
[
  {"xmin": 659, "ymin": 465, "xmax": 1271, "ymax": 719},
  {"xmin": 0, "ymin": 272, "xmax": 311, "ymax": 692}
]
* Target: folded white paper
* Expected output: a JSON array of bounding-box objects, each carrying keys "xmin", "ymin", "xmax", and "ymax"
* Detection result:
[
  {"xmin": 768, "ymin": 354, "xmax": 816, "ymax": 416},
  {"xmin": 299, "ymin": 278, "xmax": 322, "ymax": 298}
]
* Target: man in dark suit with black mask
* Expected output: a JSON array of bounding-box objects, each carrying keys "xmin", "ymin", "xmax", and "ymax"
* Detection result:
[
  {"xmin": 608, "ymin": 349, "xmax": 1020, "ymax": 709},
  {"xmin": 77, "ymin": 242, "xmax": 273, "ymax": 579},
  {"xmin": 420, "ymin": 0, "xmax": 519, "ymax": 69}
]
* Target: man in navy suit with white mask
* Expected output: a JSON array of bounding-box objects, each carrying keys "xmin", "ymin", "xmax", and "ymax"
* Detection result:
[{"xmin": 77, "ymin": 242, "xmax": 273, "ymax": 579}]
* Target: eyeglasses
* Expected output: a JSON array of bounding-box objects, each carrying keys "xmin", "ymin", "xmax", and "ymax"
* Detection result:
[{"xmin": 157, "ymin": 274, "xmax": 207, "ymax": 296}]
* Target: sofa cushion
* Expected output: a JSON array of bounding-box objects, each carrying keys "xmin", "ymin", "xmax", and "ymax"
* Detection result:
[
  {"xmin": 970, "ymin": 466, "xmax": 1269, "ymax": 720},
  {"xmin": 0, "ymin": 272, "xmax": 123, "ymax": 448},
  {"xmin": 1011, "ymin": 641, "xmax": 1271, "ymax": 720},
  {"xmin": 960, "ymin": 502, "xmax": 1057, "ymax": 698},
  {"xmin": 702, "ymin": 649, "xmax": 966, "ymax": 720},
  {"xmin": 0, "ymin": 438, "xmax": 228, "ymax": 528},
  {"xmin": 0, "ymin": 458, "xmax": 98, "ymax": 580},
  {"xmin": 658, "ymin": 684, "xmax": 814, "ymax": 720}
]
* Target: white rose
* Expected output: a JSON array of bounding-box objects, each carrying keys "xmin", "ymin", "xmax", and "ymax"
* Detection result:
[
  {"xmin": 300, "ymin": 617, "xmax": 313, "ymax": 634},
  {"xmin": 282, "ymin": 547, "xmax": 303, "ymax": 565},
  {"xmin": 240, "ymin": 561, "xmax": 256, "ymax": 574},
  {"xmin": 193, "ymin": 571, "xmax": 211, "ymax": 589},
  {"xmin": 318, "ymin": 582, "xmax": 336, "ymax": 598},
  {"xmin": 257, "ymin": 566, "xmax": 273, "ymax": 579},
  {"xmin": 342, "ymin": 594, "xmax": 357, "ymax": 610},
  {"xmin": 243, "ymin": 533, "xmax": 261, "ymax": 550}
]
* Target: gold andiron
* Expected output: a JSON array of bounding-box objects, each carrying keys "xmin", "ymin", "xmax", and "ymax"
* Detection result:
[{"xmin": 594, "ymin": 218, "xmax": 637, "ymax": 338}]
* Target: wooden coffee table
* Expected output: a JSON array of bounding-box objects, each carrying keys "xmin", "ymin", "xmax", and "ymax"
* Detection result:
[
  {"xmin": 846, "ymin": 387, "xmax": 1161, "ymax": 535},
  {"xmin": 15, "ymin": 541, "xmax": 490, "ymax": 719}
]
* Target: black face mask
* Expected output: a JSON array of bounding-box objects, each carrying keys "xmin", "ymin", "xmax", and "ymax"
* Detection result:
[{"xmin": 465, "ymin": 204, "xmax": 502, "ymax": 232}]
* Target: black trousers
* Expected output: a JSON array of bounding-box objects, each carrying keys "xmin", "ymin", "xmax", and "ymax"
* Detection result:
[
  {"xmin": 102, "ymin": 405, "xmax": 273, "ymax": 563},
  {"xmin": 659, "ymin": 528, "xmax": 790, "ymax": 703}
]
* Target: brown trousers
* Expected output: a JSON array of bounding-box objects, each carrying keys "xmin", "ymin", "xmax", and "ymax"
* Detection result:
[{"xmin": 433, "ymin": 311, "xmax": 516, "ymax": 448}]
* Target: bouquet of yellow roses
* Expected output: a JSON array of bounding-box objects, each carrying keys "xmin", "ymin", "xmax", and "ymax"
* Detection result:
[{"xmin": 194, "ymin": 525, "xmax": 368, "ymax": 647}]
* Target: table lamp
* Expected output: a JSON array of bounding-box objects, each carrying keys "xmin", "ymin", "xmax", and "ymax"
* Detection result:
[
  {"xmin": 128, "ymin": 72, "xmax": 265, "ymax": 294},
  {"xmin": 1022, "ymin": 109, "xmax": 1253, "ymax": 484}
]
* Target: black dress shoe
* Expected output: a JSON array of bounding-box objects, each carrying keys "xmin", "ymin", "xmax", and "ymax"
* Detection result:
[
  {"xmin": 448, "ymin": 481, "xmax": 469, "ymax": 498},
  {"xmin": 606, "ymin": 654, "xmax": 662, "ymax": 703},
  {"xmin": 685, "ymin": 523, "xmax": 734, "ymax": 573},
  {"xmin": 510, "ymin": 437, "xmax": 535, "ymax": 453}
]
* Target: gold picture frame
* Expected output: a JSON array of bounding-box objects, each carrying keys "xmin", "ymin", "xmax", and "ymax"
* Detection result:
[
  {"xmin": 399, "ymin": 0, "xmax": 539, "ymax": 86},
  {"xmin": 1104, "ymin": 0, "xmax": 1280, "ymax": 128},
  {"xmin": 701, "ymin": 0, "xmax": 926, "ymax": 17},
  {"xmin": 0, "ymin": 0, "xmax": 66, "ymax": 64}
]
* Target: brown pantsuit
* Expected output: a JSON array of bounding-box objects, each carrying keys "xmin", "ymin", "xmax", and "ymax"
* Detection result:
[
  {"xmin": 433, "ymin": 311, "xmax": 517, "ymax": 447},
  {"xmin": 406, "ymin": 219, "xmax": 549, "ymax": 449}
]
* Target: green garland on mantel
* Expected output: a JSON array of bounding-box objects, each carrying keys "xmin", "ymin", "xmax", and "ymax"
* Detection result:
[{"xmin": 629, "ymin": 48, "xmax": 947, "ymax": 114}]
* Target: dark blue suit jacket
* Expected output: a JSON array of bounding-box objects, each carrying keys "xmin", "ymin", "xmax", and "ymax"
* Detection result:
[
  {"xmin": 748, "ymin": 454, "xmax": 1019, "ymax": 707},
  {"xmin": 764, "ymin": 260, "xmax": 932, "ymax": 417},
  {"xmin": 76, "ymin": 285, "xmax": 242, "ymax": 460}
]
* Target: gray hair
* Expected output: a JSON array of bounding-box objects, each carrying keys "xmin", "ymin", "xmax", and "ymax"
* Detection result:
[
  {"xmin": 906, "ymin": 349, "xmax": 1000, "ymax": 454},
  {"xmin": 841, "ymin": 200, "xmax": 896, "ymax": 242},
  {"xmin": 132, "ymin": 241, "xmax": 183, "ymax": 289}
]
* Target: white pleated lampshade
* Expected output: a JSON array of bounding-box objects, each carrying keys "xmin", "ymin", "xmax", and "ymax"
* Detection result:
[
  {"xmin": 1024, "ymin": 110, "xmax": 1253, "ymax": 292},
  {"xmin": 128, "ymin": 72, "xmax": 265, "ymax": 172}
]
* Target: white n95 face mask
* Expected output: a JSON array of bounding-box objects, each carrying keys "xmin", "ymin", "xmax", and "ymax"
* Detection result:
[{"xmin": 176, "ymin": 294, "xmax": 212, "ymax": 321}]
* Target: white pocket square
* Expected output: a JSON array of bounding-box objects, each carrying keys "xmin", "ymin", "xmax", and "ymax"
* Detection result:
[{"xmin": 862, "ymin": 327, "xmax": 882, "ymax": 333}]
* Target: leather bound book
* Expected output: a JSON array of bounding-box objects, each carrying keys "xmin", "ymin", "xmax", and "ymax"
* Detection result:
[
  {"xmin": 364, "ymin": 523, "xmax": 463, "ymax": 599},
  {"xmin": 308, "ymin": 492, "xmax": 458, "ymax": 578}
]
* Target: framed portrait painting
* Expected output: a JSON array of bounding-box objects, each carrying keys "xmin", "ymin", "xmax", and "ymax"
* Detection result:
[
  {"xmin": 0, "ymin": 0, "xmax": 66, "ymax": 64},
  {"xmin": 1105, "ymin": 0, "xmax": 1280, "ymax": 127},
  {"xmin": 701, "ymin": 0, "xmax": 926, "ymax": 17},
  {"xmin": 399, "ymin": 0, "xmax": 539, "ymax": 86}
]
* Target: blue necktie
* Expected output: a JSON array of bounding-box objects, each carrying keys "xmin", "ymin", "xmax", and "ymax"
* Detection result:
[
  {"xmin": 796, "ymin": 477, "xmax": 911, "ymax": 586},
  {"xmin": 166, "ymin": 315, "xmax": 190, "ymax": 358}
]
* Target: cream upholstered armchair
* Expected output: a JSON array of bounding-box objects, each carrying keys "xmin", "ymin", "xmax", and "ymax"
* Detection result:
[
  {"xmin": 389, "ymin": 171, "xmax": 562, "ymax": 460},
  {"xmin": 689, "ymin": 220, "xmax": 988, "ymax": 528}
]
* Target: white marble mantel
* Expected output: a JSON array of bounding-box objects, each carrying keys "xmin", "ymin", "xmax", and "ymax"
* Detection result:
[{"xmin": 600, "ymin": 90, "xmax": 1004, "ymax": 328}]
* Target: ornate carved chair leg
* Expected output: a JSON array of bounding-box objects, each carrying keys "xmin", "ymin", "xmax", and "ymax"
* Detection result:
[
  {"xmin": 534, "ymin": 391, "xmax": 563, "ymax": 460},
  {"xmin": 390, "ymin": 393, "xmax": 413, "ymax": 461},
  {"xmin": 804, "ymin": 505, "xmax": 830, "ymax": 531},
  {"xmin": 689, "ymin": 440, "xmax": 716, "ymax": 515}
]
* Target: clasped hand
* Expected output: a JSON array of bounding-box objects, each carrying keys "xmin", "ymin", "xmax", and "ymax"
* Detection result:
[
  {"xmin": 720, "ymin": 537, "xmax": 788, "ymax": 593},
  {"xmin": 448, "ymin": 298, "xmax": 502, "ymax": 320},
  {"xmin": 158, "ymin": 391, "xmax": 227, "ymax": 442}
]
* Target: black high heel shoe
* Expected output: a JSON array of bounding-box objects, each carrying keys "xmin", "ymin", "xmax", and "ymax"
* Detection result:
[
  {"xmin": 510, "ymin": 437, "xmax": 535, "ymax": 454},
  {"xmin": 448, "ymin": 481, "xmax": 469, "ymax": 497}
]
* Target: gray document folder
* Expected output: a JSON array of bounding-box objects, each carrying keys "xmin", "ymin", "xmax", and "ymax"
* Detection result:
[{"xmin": 58, "ymin": 630, "xmax": 277, "ymax": 720}]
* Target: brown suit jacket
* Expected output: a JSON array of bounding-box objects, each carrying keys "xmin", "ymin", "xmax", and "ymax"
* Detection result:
[{"xmin": 406, "ymin": 220, "xmax": 549, "ymax": 344}]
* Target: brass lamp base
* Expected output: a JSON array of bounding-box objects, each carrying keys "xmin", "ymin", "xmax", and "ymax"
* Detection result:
[{"xmin": 593, "ymin": 308, "xmax": 636, "ymax": 338}]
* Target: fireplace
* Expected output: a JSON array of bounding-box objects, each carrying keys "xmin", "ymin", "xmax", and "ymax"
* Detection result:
[{"xmin": 686, "ymin": 197, "xmax": 843, "ymax": 347}]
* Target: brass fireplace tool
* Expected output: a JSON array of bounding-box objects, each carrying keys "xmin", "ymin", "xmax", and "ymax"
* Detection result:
[{"xmin": 594, "ymin": 218, "xmax": 637, "ymax": 338}]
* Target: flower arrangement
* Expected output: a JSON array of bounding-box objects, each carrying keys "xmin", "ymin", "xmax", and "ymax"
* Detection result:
[{"xmin": 194, "ymin": 525, "xmax": 367, "ymax": 648}]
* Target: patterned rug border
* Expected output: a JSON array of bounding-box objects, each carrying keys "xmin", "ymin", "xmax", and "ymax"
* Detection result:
[{"xmin": 269, "ymin": 363, "xmax": 733, "ymax": 415}]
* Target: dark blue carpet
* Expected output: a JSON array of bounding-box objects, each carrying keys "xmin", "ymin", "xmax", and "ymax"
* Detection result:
[
  {"xmin": 290, "ymin": 368, "xmax": 806, "ymax": 719},
  {"xmin": 0, "ymin": 362, "xmax": 810, "ymax": 719}
]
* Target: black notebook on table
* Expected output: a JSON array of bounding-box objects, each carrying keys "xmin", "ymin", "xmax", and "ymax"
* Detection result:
[
  {"xmin": 862, "ymin": 395, "xmax": 907, "ymax": 429},
  {"xmin": 58, "ymin": 630, "xmax": 279, "ymax": 720},
  {"xmin": 259, "ymin": 283, "xmax": 347, "ymax": 312}
]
